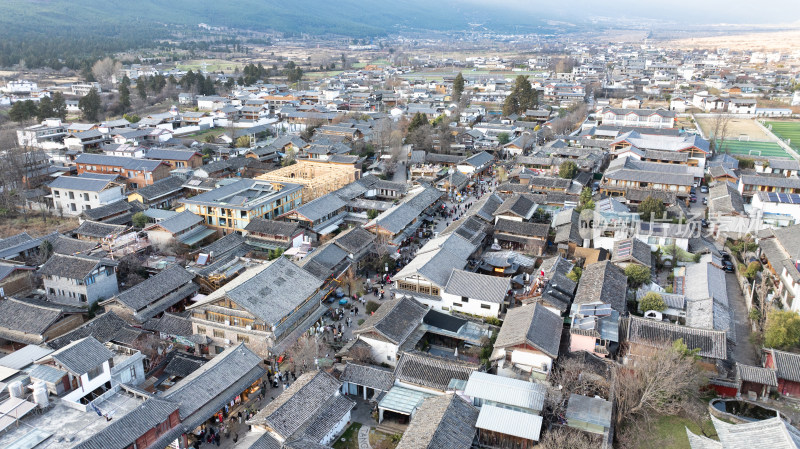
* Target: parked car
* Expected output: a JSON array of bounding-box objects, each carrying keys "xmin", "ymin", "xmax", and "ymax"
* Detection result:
[
  {"xmin": 702, "ymin": 197, "xmax": 708, "ymax": 205},
  {"xmin": 700, "ymin": 185, "xmax": 709, "ymax": 193},
  {"xmin": 701, "ymin": 218, "xmax": 709, "ymax": 228},
  {"xmin": 689, "ymin": 195, "xmax": 697, "ymax": 203},
  {"xmin": 722, "ymin": 260, "xmax": 735, "ymax": 272}
]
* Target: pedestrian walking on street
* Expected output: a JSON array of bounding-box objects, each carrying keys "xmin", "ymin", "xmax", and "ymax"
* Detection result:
[{"xmin": 233, "ymin": 434, "xmax": 239, "ymax": 443}]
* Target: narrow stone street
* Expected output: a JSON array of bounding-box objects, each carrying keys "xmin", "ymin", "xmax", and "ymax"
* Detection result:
[{"xmin": 727, "ymin": 270, "xmax": 759, "ymax": 366}]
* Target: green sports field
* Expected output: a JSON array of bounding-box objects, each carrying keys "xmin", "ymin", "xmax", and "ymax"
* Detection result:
[
  {"xmin": 715, "ymin": 139, "xmax": 792, "ymax": 158},
  {"xmin": 765, "ymin": 121, "xmax": 800, "ymax": 153}
]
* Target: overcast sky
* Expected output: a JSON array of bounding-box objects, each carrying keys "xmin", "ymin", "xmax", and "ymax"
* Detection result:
[{"xmin": 461, "ymin": 0, "xmax": 800, "ymax": 25}]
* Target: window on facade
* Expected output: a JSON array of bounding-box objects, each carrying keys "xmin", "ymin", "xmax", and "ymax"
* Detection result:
[
  {"xmin": 480, "ymin": 304, "xmax": 491, "ymax": 309},
  {"xmin": 79, "ymin": 294, "xmax": 87, "ymax": 302},
  {"xmin": 461, "ymin": 296, "xmax": 469, "ymax": 303},
  {"xmin": 129, "ymin": 365, "xmax": 136, "ymax": 380},
  {"xmin": 213, "ymin": 330, "xmax": 225, "ymax": 338},
  {"xmin": 453, "ymin": 302, "xmax": 462, "ymax": 307},
  {"xmin": 197, "ymin": 326, "xmax": 206, "ymax": 335},
  {"xmin": 87, "ymin": 364, "xmax": 104, "ymax": 381},
  {"xmin": 237, "ymin": 334, "xmax": 249, "ymax": 343}
]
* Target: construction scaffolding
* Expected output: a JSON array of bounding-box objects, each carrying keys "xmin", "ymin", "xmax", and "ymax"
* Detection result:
[{"xmin": 256, "ymin": 159, "xmax": 359, "ymax": 203}]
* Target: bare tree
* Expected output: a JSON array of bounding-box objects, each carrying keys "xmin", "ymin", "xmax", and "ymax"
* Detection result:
[
  {"xmin": 286, "ymin": 334, "xmax": 326, "ymax": 374},
  {"xmin": 614, "ymin": 343, "xmax": 705, "ymax": 428},
  {"xmin": 711, "ymin": 113, "xmax": 732, "ymax": 154},
  {"xmin": 537, "ymin": 427, "xmax": 600, "ymax": 449},
  {"xmin": 92, "ymin": 57, "xmax": 122, "ymax": 87},
  {"xmin": 348, "ymin": 345, "xmax": 373, "ymax": 364}
]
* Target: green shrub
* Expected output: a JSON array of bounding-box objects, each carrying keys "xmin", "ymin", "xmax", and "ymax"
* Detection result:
[
  {"xmin": 366, "ymin": 301, "xmax": 380, "ymax": 314},
  {"xmin": 640, "ymin": 292, "xmax": 667, "ymax": 312}
]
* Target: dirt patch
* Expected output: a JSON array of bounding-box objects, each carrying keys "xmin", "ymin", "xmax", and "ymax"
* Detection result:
[
  {"xmin": 695, "ymin": 117, "xmax": 773, "ymax": 141},
  {"xmin": 0, "ymin": 215, "xmax": 79, "ymax": 239}
]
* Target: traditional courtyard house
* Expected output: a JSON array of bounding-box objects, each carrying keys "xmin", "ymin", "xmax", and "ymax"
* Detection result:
[
  {"xmin": 571, "ymin": 261, "xmax": 628, "ymax": 317},
  {"xmin": 0, "ymin": 298, "xmax": 84, "ymax": 349},
  {"xmin": 187, "ymin": 257, "xmax": 329, "ymax": 358},
  {"xmin": 0, "ymin": 263, "xmax": 35, "ymax": 297},
  {"xmin": 148, "ymin": 344, "xmax": 265, "ymax": 449},
  {"xmin": 611, "ymin": 237, "xmax": 652, "ymax": 270},
  {"xmin": 626, "ymin": 315, "xmax": 727, "ymax": 371},
  {"xmin": 352, "ymin": 296, "xmax": 428, "ymax": 366},
  {"xmin": 763, "ymin": 348, "xmax": 800, "ymax": 397},
  {"xmin": 735, "ymin": 362, "xmax": 778, "ymax": 400},
  {"xmin": 278, "ymin": 192, "xmax": 348, "ymax": 239},
  {"xmin": 100, "ymin": 265, "xmax": 198, "ymax": 324},
  {"xmin": 441, "ymin": 269, "xmax": 511, "ymax": 318},
  {"xmin": 756, "ymin": 225, "xmax": 800, "ymax": 312},
  {"xmin": 243, "ymin": 217, "xmax": 307, "ymax": 251},
  {"xmin": 144, "ymin": 210, "xmax": 217, "ymax": 248},
  {"xmin": 492, "ymin": 302, "xmax": 562, "ymax": 378},
  {"xmin": 396, "ymin": 394, "xmax": 478, "ymax": 449},
  {"xmin": 339, "ymin": 362, "xmax": 395, "ymax": 401},
  {"xmin": 39, "ymin": 254, "xmax": 119, "ymax": 306},
  {"xmin": 247, "ymin": 371, "xmax": 354, "ymax": 447},
  {"xmin": 127, "ymin": 176, "xmax": 186, "ymax": 209},
  {"xmin": 492, "ymin": 219, "xmax": 550, "ymax": 255}
]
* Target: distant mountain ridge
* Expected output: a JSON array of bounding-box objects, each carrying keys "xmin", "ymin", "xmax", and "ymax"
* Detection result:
[{"xmin": 3, "ymin": 0, "xmax": 548, "ymax": 37}]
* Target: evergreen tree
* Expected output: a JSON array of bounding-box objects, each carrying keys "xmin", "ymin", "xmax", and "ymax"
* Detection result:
[
  {"xmin": 503, "ymin": 75, "xmax": 538, "ymax": 116},
  {"xmin": 78, "ymin": 88, "xmax": 101, "ymax": 121},
  {"xmin": 9, "ymin": 100, "xmax": 38, "ymax": 122},
  {"xmin": 136, "ymin": 80, "xmax": 147, "ymax": 100},
  {"xmin": 453, "ymin": 72, "xmax": 465, "ymax": 102},
  {"xmin": 407, "ymin": 112, "xmax": 429, "ymax": 133},
  {"xmin": 119, "ymin": 83, "xmax": 131, "ymax": 110},
  {"xmin": 36, "ymin": 96, "xmax": 54, "ymax": 121},
  {"xmin": 51, "ymin": 92, "xmax": 67, "ymax": 119}
]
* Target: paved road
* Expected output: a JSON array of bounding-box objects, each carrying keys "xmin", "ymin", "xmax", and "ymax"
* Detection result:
[{"xmin": 726, "ymin": 269, "xmax": 759, "ymax": 366}]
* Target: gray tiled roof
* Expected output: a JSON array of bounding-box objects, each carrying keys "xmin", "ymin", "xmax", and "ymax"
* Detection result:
[
  {"xmin": 38, "ymin": 253, "xmax": 112, "ymax": 279},
  {"xmin": 494, "ymin": 195, "xmax": 536, "ymax": 219},
  {"xmin": 494, "ymin": 303, "xmax": 562, "ymax": 358},
  {"xmin": 573, "ymin": 261, "xmax": 628, "ymax": 314},
  {"xmin": 494, "ymin": 218, "xmax": 550, "ymax": 238},
  {"xmin": 244, "ymin": 218, "xmax": 301, "ymax": 236},
  {"xmin": 687, "ymin": 415, "xmax": 800, "ymax": 449},
  {"xmin": 709, "ymin": 182, "xmax": 746, "ymax": 216},
  {"xmin": 612, "ymin": 238, "xmax": 652, "ymax": 267},
  {"xmin": 145, "ymin": 148, "xmax": 200, "ymax": 161},
  {"xmin": 48, "ymin": 311, "xmax": 136, "ymax": 350},
  {"xmin": 74, "ymin": 220, "xmax": 128, "ymax": 239},
  {"xmin": 48, "ymin": 174, "xmax": 116, "ymax": 192},
  {"xmin": 0, "ymin": 298, "xmax": 63, "ymax": 341},
  {"xmin": 394, "ymin": 351, "xmax": 479, "ymax": 392},
  {"xmin": 115, "ymin": 264, "xmax": 195, "ymax": 312},
  {"xmin": 332, "ymin": 227, "xmax": 375, "ymax": 254},
  {"xmin": 164, "ymin": 352, "xmax": 207, "ymax": 378},
  {"xmin": 737, "ymin": 363, "xmax": 778, "ymax": 387},
  {"xmin": 354, "ymin": 297, "xmax": 428, "ymax": 345},
  {"xmin": 193, "ymin": 257, "xmax": 324, "ymax": 325},
  {"xmin": 164, "ymin": 343, "xmax": 264, "ymax": 419},
  {"xmin": 26, "ymin": 364, "xmax": 67, "ymax": 384},
  {"xmin": 142, "ymin": 312, "xmax": 194, "ymax": 337},
  {"xmin": 150, "ymin": 210, "xmax": 202, "ymax": 234},
  {"xmin": 340, "ymin": 362, "xmax": 394, "ymax": 391},
  {"xmin": 741, "ymin": 174, "xmax": 800, "ymax": 189},
  {"xmin": 444, "ymin": 269, "xmax": 510, "ymax": 304},
  {"xmin": 50, "ymin": 336, "xmax": 114, "ymax": 375},
  {"xmin": 81, "ymin": 199, "xmax": 136, "ymax": 222},
  {"xmin": 72, "ymin": 398, "xmax": 179, "ymax": 449},
  {"xmin": 767, "ymin": 349, "xmax": 800, "ymax": 383},
  {"xmin": 294, "ymin": 193, "xmax": 347, "ymax": 222},
  {"xmin": 75, "ymin": 153, "xmax": 166, "ymax": 171},
  {"xmin": 249, "ymin": 371, "xmax": 350, "ymax": 440},
  {"xmin": 131, "ymin": 176, "xmax": 185, "ymax": 201},
  {"xmin": 396, "ymin": 394, "xmax": 478, "ymax": 449},
  {"xmin": 627, "ymin": 316, "xmax": 727, "ymax": 360}
]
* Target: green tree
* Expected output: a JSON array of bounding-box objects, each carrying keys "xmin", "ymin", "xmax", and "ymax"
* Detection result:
[
  {"xmin": 453, "ymin": 72, "xmax": 465, "ymax": 102},
  {"xmin": 118, "ymin": 83, "xmax": 131, "ymax": 110},
  {"xmin": 625, "ymin": 264, "xmax": 652, "ymax": 288},
  {"xmin": 235, "ymin": 136, "xmax": 251, "ymax": 148},
  {"xmin": 132, "ymin": 212, "xmax": 148, "ymax": 229},
  {"xmin": 672, "ymin": 338, "xmax": 701, "ymax": 360},
  {"xmin": 567, "ymin": 266, "xmax": 583, "ymax": 283},
  {"xmin": 497, "ymin": 132, "xmax": 510, "ymax": 145},
  {"xmin": 78, "ymin": 88, "xmax": 101, "ymax": 121},
  {"xmin": 407, "ymin": 112, "xmax": 429, "ymax": 133},
  {"xmin": 744, "ymin": 261, "xmax": 763, "ymax": 281},
  {"xmin": 367, "ymin": 209, "xmax": 379, "ymax": 219},
  {"xmin": 765, "ymin": 310, "xmax": 800, "ymax": 349},
  {"xmin": 638, "ymin": 196, "xmax": 666, "ymax": 221},
  {"xmin": 503, "ymin": 75, "xmax": 538, "ymax": 116},
  {"xmin": 51, "ymin": 92, "xmax": 67, "ymax": 119},
  {"xmin": 576, "ymin": 187, "xmax": 595, "ymax": 212},
  {"xmin": 640, "ymin": 292, "xmax": 667, "ymax": 312},
  {"xmin": 559, "ymin": 160, "xmax": 578, "ymax": 179},
  {"xmin": 36, "ymin": 96, "xmax": 54, "ymax": 121},
  {"xmin": 123, "ymin": 113, "xmax": 140, "ymax": 123},
  {"xmin": 9, "ymin": 100, "xmax": 37, "ymax": 122},
  {"xmin": 136, "ymin": 80, "xmax": 147, "ymax": 100}
]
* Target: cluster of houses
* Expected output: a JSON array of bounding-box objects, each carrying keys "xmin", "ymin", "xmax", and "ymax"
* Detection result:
[{"xmin": 0, "ymin": 40, "xmax": 799, "ymax": 449}]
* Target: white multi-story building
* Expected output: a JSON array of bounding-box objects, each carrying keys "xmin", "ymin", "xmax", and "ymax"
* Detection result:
[{"xmin": 48, "ymin": 173, "xmax": 125, "ymax": 216}]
